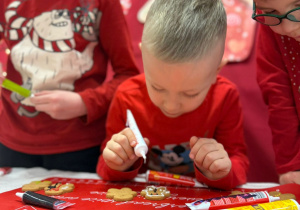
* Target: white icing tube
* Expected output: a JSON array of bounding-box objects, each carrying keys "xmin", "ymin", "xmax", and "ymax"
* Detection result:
[{"xmin": 126, "ymin": 109, "xmax": 148, "ymax": 163}]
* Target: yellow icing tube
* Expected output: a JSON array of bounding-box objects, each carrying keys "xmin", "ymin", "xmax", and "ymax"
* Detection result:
[{"xmin": 226, "ymin": 199, "xmax": 299, "ymax": 210}]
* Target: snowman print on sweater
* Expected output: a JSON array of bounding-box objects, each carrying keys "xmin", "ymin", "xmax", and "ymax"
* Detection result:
[{"xmin": 1, "ymin": 0, "xmax": 101, "ymax": 117}]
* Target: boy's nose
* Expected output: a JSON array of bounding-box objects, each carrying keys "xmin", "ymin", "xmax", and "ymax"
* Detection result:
[{"xmin": 163, "ymin": 100, "xmax": 180, "ymax": 114}]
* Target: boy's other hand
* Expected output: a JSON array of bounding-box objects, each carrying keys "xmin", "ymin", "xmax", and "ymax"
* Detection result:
[
  {"xmin": 30, "ymin": 90, "xmax": 87, "ymax": 120},
  {"xmin": 279, "ymin": 171, "xmax": 300, "ymax": 185},
  {"xmin": 189, "ymin": 136, "xmax": 232, "ymax": 180},
  {"xmin": 103, "ymin": 128, "xmax": 150, "ymax": 172}
]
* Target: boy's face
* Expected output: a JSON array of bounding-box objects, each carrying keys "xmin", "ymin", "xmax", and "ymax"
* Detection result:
[
  {"xmin": 255, "ymin": 0, "xmax": 300, "ymax": 40},
  {"xmin": 142, "ymin": 45, "xmax": 223, "ymax": 118}
]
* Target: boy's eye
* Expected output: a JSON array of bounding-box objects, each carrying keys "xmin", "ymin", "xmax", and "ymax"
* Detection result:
[
  {"xmin": 184, "ymin": 92, "xmax": 199, "ymax": 98},
  {"xmin": 152, "ymin": 85, "xmax": 164, "ymax": 92}
]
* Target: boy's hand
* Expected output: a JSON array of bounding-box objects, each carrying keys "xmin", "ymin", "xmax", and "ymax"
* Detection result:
[
  {"xmin": 189, "ymin": 136, "xmax": 232, "ymax": 180},
  {"xmin": 279, "ymin": 171, "xmax": 300, "ymax": 185},
  {"xmin": 102, "ymin": 128, "xmax": 149, "ymax": 171},
  {"xmin": 30, "ymin": 90, "xmax": 87, "ymax": 120}
]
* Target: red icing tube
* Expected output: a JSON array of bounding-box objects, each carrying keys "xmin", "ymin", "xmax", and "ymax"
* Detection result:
[
  {"xmin": 146, "ymin": 170, "xmax": 196, "ymax": 187},
  {"xmin": 186, "ymin": 191, "xmax": 280, "ymax": 210}
]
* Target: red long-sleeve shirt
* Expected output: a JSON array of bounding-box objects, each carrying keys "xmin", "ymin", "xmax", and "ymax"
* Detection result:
[
  {"xmin": 256, "ymin": 25, "xmax": 300, "ymax": 174},
  {"xmin": 0, "ymin": 0, "xmax": 139, "ymax": 154},
  {"xmin": 97, "ymin": 74, "xmax": 249, "ymax": 190}
]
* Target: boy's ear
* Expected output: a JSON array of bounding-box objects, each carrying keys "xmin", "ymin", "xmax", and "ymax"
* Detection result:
[
  {"xmin": 217, "ymin": 59, "xmax": 228, "ymax": 74},
  {"xmin": 212, "ymin": 59, "xmax": 228, "ymax": 84}
]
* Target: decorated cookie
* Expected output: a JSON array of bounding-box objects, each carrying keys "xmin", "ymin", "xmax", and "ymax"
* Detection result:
[
  {"xmin": 141, "ymin": 186, "xmax": 170, "ymax": 201},
  {"xmin": 229, "ymin": 190, "xmax": 243, "ymax": 196},
  {"xmin": 44, "ymin": 183, "xmax": 75, "ymax": 196},
  {"xmin": 106, "ymin": 187, "xmax": 137, "ymax": 202},
  {"xmin": 267, "ymin": 190, "xmax": 296, "ymax": 200},
  {"xmin": 279, "ymin": 193, "xmax": 296, "ymax": 200},
  {"xmin": 268, "ymin": 191, "xmax": 281, "ymax": 197},
  {"xmin": 22, "ymin": 180, "xmax": 52, "ymax": 192}
]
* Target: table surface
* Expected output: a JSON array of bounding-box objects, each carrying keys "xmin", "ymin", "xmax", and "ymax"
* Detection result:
[
  {"xmin": 0, "ymin": 167, "xmax": 281, "ymax": 194},
  {"xmin": 1, "ymin": 167, "xmax": 294, "ymax": 210}
]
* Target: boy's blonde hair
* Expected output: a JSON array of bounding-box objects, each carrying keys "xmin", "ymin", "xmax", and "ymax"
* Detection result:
[{"xmin": 142, "ymin": 0, "xmax": 227, "ymax": 63}]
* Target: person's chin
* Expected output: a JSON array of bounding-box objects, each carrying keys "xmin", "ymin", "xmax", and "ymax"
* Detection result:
[{"xmin": 161, "ymin": 110, "xmax": 182, "ymax": 118}]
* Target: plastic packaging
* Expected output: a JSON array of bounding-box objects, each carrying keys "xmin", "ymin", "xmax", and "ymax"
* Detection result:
[
  {"xmin": 16, "ymin": 191, "xmax": 75, "ymax": 210},
  {"xmin": 126, "ymin": 109, "xmax": 148, "ymax": 163},
  {"xmin": 186, "ymin": 191, "xmax": 280, "ymax": 210},
  {"xmin": 225, "ymin": 199, "xmax": 300, "ymax": 210}
]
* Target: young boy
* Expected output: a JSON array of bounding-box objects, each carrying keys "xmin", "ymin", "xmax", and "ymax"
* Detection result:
[{"xmin": 97, "ymin": 0, "xmax": 249, "ymax": 190}]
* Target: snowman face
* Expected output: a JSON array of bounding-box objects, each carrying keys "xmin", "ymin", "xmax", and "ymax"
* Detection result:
[{"xmin": 33, "ymin": 9, "xmax": 73, "ymax": 41}]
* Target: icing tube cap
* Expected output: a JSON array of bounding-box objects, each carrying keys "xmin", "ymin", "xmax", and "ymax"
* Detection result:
[{"xmin": 134, "ymin": 143, "xmax": 147, "ymax": 163}]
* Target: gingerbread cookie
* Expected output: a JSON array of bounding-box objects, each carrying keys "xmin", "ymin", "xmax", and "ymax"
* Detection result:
[
  {"xmin": 106, "ymin": 187, "xmax": 137, "ymax": 202},
  {"xmin": 229, "ymin": 190, "xmax": 243, "ymax": 196},
  {"xmin": 268, "ymin": 191, "xmax": 281, "ymax": 197},
  {"xmin": 141, "ymin": 186, "xmax": 170, "ymax": 201},
  {"xmin": 279, "ymin": 193, "xmax": 296, "ymax": 200},
  {"xmin": 44, "ymin": 183, "xmax": 75, "ymax": 196},
  {"xmin": 22, "ymin": 180, "xmax": 52, "ymax": 192},
  {"xmin": 268, "ymin": 190, "xmax": 296, "ymax": 200}
]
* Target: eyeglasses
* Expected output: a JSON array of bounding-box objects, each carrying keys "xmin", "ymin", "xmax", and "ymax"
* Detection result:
[{"xmin": 252, "ymin": 2, "xmax": 300, "ymax": 26}]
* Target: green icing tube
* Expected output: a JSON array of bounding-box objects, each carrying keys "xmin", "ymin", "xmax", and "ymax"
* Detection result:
[{"xmin": 2, "ymin": 79, "xmax": 31, "ymax": 98}]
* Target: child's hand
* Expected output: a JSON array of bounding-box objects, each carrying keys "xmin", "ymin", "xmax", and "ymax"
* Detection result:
[
  {"xmin": 30, "ymin": 90, "xmax": 87, "ymax": 120},
  {"xmin": 189, "ymin": 136, "xmax": 232, "ymax": 180},
  {"xmin": 279, "ymin": 171, "xmax": 300, "ymax": 185},
  {"xmin": 102, "ymin": 128, "xmax": 150, "ymax": 171}
]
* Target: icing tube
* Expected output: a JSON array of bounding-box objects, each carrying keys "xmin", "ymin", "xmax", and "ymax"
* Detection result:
[
  {"xmin": 126, "ymin": 109, "xmax": 148, "ymax": 163},
  {"xmin": 2, "ymin": 78, "xmax": 32, "ymax": 97},
  {"xmin": 186, "ymin": 191, "xmax": 280, "ymax": 210},
  {"xmin": 0, "ymin": 167, "xmax": 11, "ymax": 176},
  {"xmin": 225, "ymin": 199, "xmax": 300, "ymax": 210},
  {"xmin": 16, "ymin": 191, "xmax": 75, "ymax": 210},
  {"xmin": 146, "ymin": 170, "xmax": 196, "ymax": 187}
]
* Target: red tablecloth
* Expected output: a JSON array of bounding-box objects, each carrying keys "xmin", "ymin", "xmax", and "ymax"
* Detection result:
[{"xmin": 0, "ymin": 177, "xmax": 299, "ymax": 210}]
